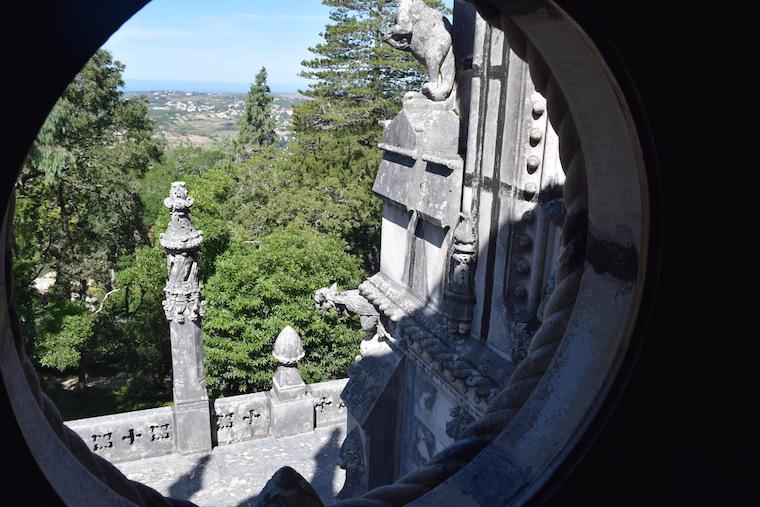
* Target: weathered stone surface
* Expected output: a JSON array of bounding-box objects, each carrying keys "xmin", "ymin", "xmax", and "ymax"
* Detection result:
[
  {"xmin": 212, "ymin": 392, "xmax": 271, "ymax": 446},
  {"xmin": 269, "ymin": 326, "xmax": 315, "ymax": 438},
  {"xmin": 339, "ymin": 340, "xmax": 402, "ymax": 428},
  {"xmin": 374, "ymin": 94, "xmax": 463, "ymax": 229},
  {"xmin": 161, "ymin": 181, "xmax": 204, "ymax": 325},
  {"xmin": 63, "ymin": 377, "xmax": 349, "ymax": 463},
  {"xmin": 336, "ymin": 427, "xmax": 364, "ymax": 499},
  {"xmin": 65, "ymin": 406, "xmax": 175, "ymax": 463},
  {"xmin": 442, "ymin": 212, "xmax": 477, "ymax": 338},
  {"xmin": 175, "ymin": 400, "xmax": 213, "ymax": 455},
  {"xmin": 160, "ymin": 182, "xmax": 212, "ymax": 455},
  {"xmin": 271, "ymin": 396, "xmax": 314, "ymax": 439},
  {"xmin": 307, "ymin": 379, "xmax": 349, "ymax": 428},
  {"xmin": 272, "ymin": 326, "xmax": 305, "ymax": 365},
  {"xmin": 116, "ymin": 424, "xmax": 347, "ymax": 507},
  {"xmin": 383, "ymin": 0, "xmax": 456, "ymax": 101}
]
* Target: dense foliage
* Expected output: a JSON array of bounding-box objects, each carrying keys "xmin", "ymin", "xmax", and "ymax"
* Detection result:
[
  {"xmin": 203, "ymin": 226, "xmax": 364, "ymax": 396},
  {"xmin": 13, "ymin": 0, "xmax": 447, "ymax": 418}
]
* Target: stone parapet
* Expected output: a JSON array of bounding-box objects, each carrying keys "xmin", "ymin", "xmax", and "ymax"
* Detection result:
[
  {"xmin": 308, "ymin": 378, "xmax": 349, "ymax": 428},
  {"xmin": 211, "ymin": 391, "xmax": 271, "ymax": 446},
  {"xmin": 63, "ymin": 379, "xmax": 349, "ymax": 463},
  {"xmin": 65, "ymin": 406, "xmax": 175, "ymax": 464}
]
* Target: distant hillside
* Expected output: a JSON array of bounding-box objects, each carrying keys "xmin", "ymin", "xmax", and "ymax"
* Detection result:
[{"xmin": 125, "ymin": 91, "xmax": 308, "ymax": 148}]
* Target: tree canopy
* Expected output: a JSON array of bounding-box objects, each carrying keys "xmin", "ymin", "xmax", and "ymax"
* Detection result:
[
  {"xmin": 14, "ymin": 49, "xmax": 162, "ymax": 387},
  {"xmin": 15, "ymin": 0, "xmax": 452, "ymax": 417}
]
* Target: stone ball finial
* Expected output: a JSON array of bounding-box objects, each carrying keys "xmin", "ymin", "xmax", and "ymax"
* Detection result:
[{"xmin": 273, "ymin": 326, "xmax": 305, "ymax": 366}]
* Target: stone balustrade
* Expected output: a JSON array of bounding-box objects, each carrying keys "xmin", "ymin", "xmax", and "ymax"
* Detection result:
[{"xmin": 64, "ymin": 378, "xmax": 348, "ymax": 463}]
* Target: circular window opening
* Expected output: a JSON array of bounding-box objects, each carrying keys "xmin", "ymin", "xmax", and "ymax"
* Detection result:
[{"xmin": 0, "ymin": 1, "xmax": 654, "ymax": 506}]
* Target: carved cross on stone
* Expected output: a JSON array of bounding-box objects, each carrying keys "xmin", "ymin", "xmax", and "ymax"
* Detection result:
[
  {"xmin": 122, "ymin": 428, "xmax": 143, "ymax": 445},
  {"xmin": 315, "ymin": 396, "xmax": 333, "ymax": 413},
  {"xmin": 91, "ymin": 432, "xmax": 113, "ymax": 451},
  {"xmin": 216, "ymin": 413, "xmax": 234, "ymax": 430},
  {"xmin": 150, "ymin": 424, "xmax": 170, "ymax": 441},
  {"xmin": 243, "ymin": 409, "xmax": 261, "ymax": 425}
]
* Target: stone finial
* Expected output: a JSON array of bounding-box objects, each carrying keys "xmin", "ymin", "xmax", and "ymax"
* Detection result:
[
  {"xmin": 270, "ymin": 327, "xmax": 314, "ymax": 437},
  {"xmin": 273, "ymin": 326, "xmax": 305, "ymax": 366},
  {"xmin": 160, "ymin": 182, "xmax": 204, "ymax": 324},
  {"xmin": 160, "ymin": 181, "xmax": 203, "ymax": 251}
]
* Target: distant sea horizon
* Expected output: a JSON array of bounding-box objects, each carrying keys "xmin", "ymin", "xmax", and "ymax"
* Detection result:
[{"xmin": 121, "ymin": 79, "xmax": 305, "ymax": 94}]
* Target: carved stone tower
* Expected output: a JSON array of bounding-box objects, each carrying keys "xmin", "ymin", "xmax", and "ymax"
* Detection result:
[{"xmin": 160, "ymin": 181, "xmax": 212, "ymax": 454}]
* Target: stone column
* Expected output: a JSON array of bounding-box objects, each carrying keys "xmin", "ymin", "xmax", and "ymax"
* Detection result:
[
  {"xmin": 269, "ymin": 326, "xmax": 314, "ymax": 438},
  {"xmin": 160, "ymin": 182, "xmax": 212, "ymax": 454}
]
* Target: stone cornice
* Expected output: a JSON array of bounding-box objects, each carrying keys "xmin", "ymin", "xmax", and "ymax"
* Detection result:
[{"xmin": 359, "ymin": 273, "xmax": 513, "ymax": 414}]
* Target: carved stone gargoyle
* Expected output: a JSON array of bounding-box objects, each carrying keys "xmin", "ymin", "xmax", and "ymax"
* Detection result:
[
  {"xmin": 383, "ymin": 0, "xmax": 455, "ymax": 101},
  {"xmin": 315, "ymin": 283, "xmax": 388, "ymax": 340},
  {"xmin": 315, "ymin": 283, "xmax": 391, "ymax": 361}
]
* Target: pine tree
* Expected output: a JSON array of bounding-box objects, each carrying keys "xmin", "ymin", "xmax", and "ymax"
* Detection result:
[
  {"xmin": 287, "ymin": 0, "xmax": 448, "ymax": 270},
  {"xmin": 236, "ymin": 67, "xmax": 277, "ymax": 159},
  {"xmin": 294, "ymin": 0, "xmax": 448, "ymax": 148}
]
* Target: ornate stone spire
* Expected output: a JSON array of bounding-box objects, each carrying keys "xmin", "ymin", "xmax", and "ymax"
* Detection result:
[
  {"xmin": 443, "ymin": 213, "xmax": 477, "ymax": 340},
  {"xmin": 160, "ymin": 182, "xmax": 211, "ymax": 454},
  {"xmin": 160, "ymin": 182, "xmax": 204, "ymax": 324}
]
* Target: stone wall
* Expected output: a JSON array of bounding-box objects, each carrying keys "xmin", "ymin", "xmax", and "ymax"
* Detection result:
[
  {"xmin": 336, "ymin": 0, "xmax": 570, "ymax": 494},
  {"xmin": 64, "ymin": 378, "xmax": 348, "ymax": 463}
]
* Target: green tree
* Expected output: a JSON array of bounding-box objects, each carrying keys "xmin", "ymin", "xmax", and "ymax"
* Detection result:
[
  {"xmin": 15, "ymin": 49, "xmax": 162, "ymax": 297},
  {"xmin": 13, "ymin": 48, "xmax": 163, "ymax": 380},
  {"xmin": 235, "ymin": 66, "xmax": 277, "ymax": 160},
  {"xmin": 202, "ymin": 225, "xmax": 365, "ymax": 396},
  {"xmin": 295, "ymin": 0, "xmax": 448, "ymax": 147},
  {"xmin": 285, "ymin": 0, "xmax": 447, "ymax": 269}
]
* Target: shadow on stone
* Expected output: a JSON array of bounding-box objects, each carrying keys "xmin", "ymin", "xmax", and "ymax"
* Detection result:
[
  {"xmin": 236, "ymin": 427, "xmax": 343, "ymax": 507},
  {"xmin": 310, "ymin": 427, "xmax": 342, "ymax": 500},
  {"xmin": 167, "ymin": 454, "xmax": 212, "ymax": 502}
]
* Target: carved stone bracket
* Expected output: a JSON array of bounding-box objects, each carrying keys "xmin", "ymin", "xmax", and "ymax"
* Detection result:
[{"xmin": 314, "ymin": 283, "xmax": 389, "ymax": 342}]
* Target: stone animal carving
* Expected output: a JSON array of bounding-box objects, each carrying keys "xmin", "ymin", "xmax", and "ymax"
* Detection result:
[
  {"xmin": 383, "ymin": 0, "xmax": 455, "ymax": 101},
  {"xmin": 314, "ymin": 283, "xmax": 388, "ymax": 341}
]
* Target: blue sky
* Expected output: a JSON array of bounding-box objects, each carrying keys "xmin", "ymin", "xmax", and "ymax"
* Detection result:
[{"xmin": 103, "ymin": 0, "xmax": 334, "ymax": 93}]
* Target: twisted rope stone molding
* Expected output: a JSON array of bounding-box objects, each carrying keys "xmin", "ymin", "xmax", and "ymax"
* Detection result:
[{"xmin": 330, "ymin": 25, "xmax": 588, "ymax": 507}]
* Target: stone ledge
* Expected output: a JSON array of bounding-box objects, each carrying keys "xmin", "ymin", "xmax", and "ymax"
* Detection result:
[
  {"xmin": 65, "ymin": 405, "xmax": 176, "ymax": 463},
  {"xmin": 360, "ymin": 273, "xmax": 513, "ymax": 413},
  {"xmin": 63, "ymin": 379, "xmax": 350, "ymax": 463}
]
